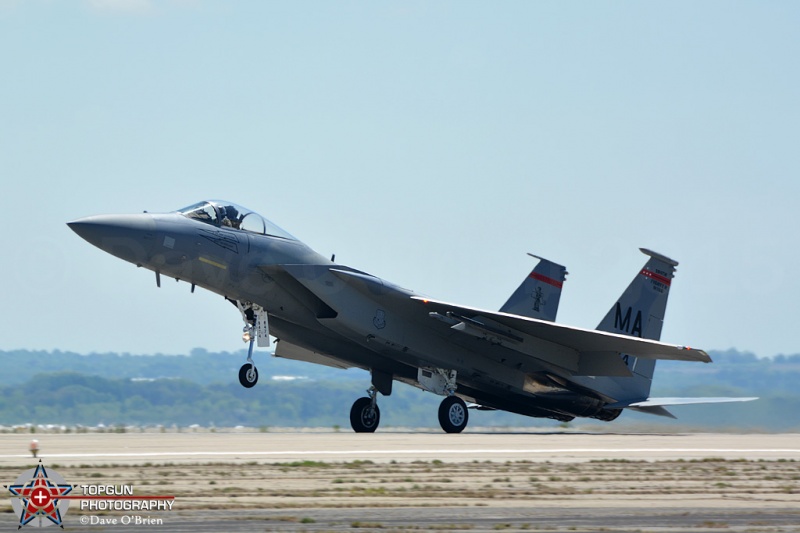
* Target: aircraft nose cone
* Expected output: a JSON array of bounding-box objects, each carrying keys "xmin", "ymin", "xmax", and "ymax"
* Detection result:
[{"xmin": 68, "ymin": 214, "xmax": 158, "ymax": 265}]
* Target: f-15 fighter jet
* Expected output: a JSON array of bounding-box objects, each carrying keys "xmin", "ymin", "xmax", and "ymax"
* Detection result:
[{"xmin": 69, "ymin": 200, "xmax": 755, "ymax": 433}]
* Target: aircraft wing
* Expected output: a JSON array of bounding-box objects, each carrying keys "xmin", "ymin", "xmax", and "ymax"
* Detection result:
[{"xmin": 412, "ymin": 296, "xmax": 711, "ymax": 377}]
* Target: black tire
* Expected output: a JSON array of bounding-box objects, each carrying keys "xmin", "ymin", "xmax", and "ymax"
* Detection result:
[
  {"xmin": 350, "ymin": 397, "xmax": 380, "ymax": 433},
  {"xmin": 238, "ymin": 363, "xmax": 258, "ymax": 388},
  {"xmin": 438, "ymin": 396, "xmax": 468, "ymax": 433}
]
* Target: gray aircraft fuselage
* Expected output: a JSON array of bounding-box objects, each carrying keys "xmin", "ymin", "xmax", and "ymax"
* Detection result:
[{"xmin": 69, "ymin": 200, "xmax": 727, "ymax": 432}]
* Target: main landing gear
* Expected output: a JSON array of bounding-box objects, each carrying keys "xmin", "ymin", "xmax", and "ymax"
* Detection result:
[
  {"xmin": 421, "ymin": 367, "xmax": 468, "ymax": 433},
  {"xmin": 349, "ymin": 368, "xmax": 469, "ymax": 433},
  {"xmin": 350, "ymin": 387, "xmax": 380, "ymax": 433},
  {"xmin": 438, "ymin": 395, "xmax": 468, "ymax": 433}
]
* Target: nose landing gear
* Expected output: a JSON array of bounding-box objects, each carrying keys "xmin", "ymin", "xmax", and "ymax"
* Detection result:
[
  {"xmin": 238, "ymin": 334, "xmax": 259, "ymax": 388},
  {"xmin": 235, "ymin": 300, "xmax": 268, "ymax": 388}
]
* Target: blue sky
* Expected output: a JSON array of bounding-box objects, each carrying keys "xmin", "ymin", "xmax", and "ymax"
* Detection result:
[{"xmin": 1, "ymin": 1, "xmax": 797, "ymax": 358}]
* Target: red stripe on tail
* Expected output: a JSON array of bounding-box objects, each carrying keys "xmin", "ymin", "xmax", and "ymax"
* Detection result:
[
  {"xmin": 641, "ymin": 269, "xmax": 671, "ymax": 286},
  {"xmin": 530, "ymin": 272, "xmax": 563, "ymax": 288}
]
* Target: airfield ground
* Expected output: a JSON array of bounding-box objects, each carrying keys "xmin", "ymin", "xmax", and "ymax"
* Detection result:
[{"xmin": 1, "ymin": 430, "xmax": 798, "ymax": 532}]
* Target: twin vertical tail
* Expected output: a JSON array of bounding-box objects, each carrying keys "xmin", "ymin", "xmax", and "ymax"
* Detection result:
[
  {"xmin": 596, "ymin": 248, "xmax": 678, "ymax": 341},
  {"xmin": 500, "ymin": 254, "xmax": 568, "ymax": 322},
  {"xmin": 595, "ymin": 248, "xmax": 679, "ymax": 399}
]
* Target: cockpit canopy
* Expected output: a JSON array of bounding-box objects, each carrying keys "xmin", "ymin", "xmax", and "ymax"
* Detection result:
[{"xmin": 178, "ymin": 200, "xmax": 295, "ymax": 240}]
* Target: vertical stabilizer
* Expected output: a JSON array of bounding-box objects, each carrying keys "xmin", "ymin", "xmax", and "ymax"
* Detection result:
[
  {"xmin": 592, "ymin": 248, "xmax": 679, "ymax": 400},
  {"xmin": 596, "ymin": 248, "xmax": 678, "ymax": 341},
  {"xmin": 500, "ymin": 254, "xmax": 568, "ymax": 322}
]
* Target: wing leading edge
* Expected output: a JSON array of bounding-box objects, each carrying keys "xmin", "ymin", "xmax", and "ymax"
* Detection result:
[{"xmin": 413, "ymin": 296, "xmax": 711, "ymax": 376}]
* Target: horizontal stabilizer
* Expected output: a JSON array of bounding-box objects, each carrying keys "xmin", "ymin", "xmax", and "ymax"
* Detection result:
[
  {"xmin": 606, "ymin": 396, "xmax": 758, "ymax": 419},
  {"xmin": 609, "ymin": 397, "xmax": 759, "ymax": 408}
]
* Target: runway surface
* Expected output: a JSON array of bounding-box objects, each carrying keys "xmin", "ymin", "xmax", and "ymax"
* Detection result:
[
  {"xmin": 2, "ymin": 431, "xmax": 798, "ymax": 532},
  {"xmin": 1, "ymin": 430, "xmax": 798, "ymax": 466}
]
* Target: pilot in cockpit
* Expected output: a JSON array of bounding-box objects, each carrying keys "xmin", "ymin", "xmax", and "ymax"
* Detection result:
[{"xmin": 219, "ymin": 205, "xmax": 241, "ymax": 229}]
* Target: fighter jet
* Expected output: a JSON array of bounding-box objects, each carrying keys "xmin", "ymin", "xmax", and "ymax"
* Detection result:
[{"xmin": 68, "ymin": 200, "xmax": 755, "ymax": 433}]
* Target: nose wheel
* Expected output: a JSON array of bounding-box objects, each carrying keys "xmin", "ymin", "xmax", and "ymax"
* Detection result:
[
  {"xmin": 239, "ymin": 359, "xmax": 258, "ymax": 388},
  {"xmin": 233, "ymin": 300, "xmax": 269, "ymax": 388},
  {"xmin": 238, "ymin": 336, "xmax": 259, "ymax": 387}
]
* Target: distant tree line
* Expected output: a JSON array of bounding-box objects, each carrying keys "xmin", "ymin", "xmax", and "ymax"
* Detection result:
[
  {"xmin": 0, "ymin": 347, "xmax": 368, "ymax": 386},
  {"xmin": 0, "ymin": 348, "xmax": 797, "ymax": 430}
]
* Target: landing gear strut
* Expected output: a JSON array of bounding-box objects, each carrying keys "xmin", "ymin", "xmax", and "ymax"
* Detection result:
[
  {"xmin": 350, "ymin": 387, "xmax": 380, "ymax": 433},
  {"xmin": 234, "ymin": 300, "xmax": 268, "ymax": 388},
  {"xmin": 238, "ymin": 335, "xmax": 258, "ymax": 388},
  {"xmin": 418, "ymin": 367, "xmax": 469, "ymax": 433}
]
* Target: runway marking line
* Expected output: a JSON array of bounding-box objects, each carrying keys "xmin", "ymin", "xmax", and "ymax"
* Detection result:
[{"xmin": 1, "ymin": 448, "xmax": 799, "ymax": 459}]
